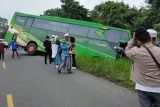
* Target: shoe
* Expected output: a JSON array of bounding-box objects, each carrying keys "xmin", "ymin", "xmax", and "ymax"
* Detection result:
[
  {"xmin": 56, "ymin": 65, "xmax": 59, "ymax": 68},
  {"xmin": 58, "ymin": 70, "xmax": 61, "ymax": 74},
  {"xmin": 72, "ymin": 67, "xmax": 76, "ymax": 70},
  {"xmin": 67, "ymin": 69, "xmax": 72, "ymax": 74}
]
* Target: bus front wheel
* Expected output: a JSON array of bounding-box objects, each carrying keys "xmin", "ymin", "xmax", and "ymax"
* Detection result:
[{"xmin": 27, "ymin": 43, "xmax": 37, "ymax": 55}]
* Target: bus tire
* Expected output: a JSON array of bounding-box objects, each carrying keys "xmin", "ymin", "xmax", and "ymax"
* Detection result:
[{"xmin": 27, "ymin": 43, "xmax": 37, "ymax": 55}]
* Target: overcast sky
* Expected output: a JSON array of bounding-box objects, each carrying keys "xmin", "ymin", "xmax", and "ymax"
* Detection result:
[{"xmin": 0, "ymin": 0, "xmax": 146, "ymax": 22}]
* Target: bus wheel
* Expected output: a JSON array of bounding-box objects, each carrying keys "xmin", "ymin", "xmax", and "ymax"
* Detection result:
[{"xmin": 27, "ymin": 43, "xmax": 37, "ymax": 55}]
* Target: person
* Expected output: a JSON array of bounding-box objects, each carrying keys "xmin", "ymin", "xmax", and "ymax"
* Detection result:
[
  {"xmin": 0, "ymin": 40, "xmax": 7, "ymax": 60},
  {"xmin": 147, "ymin": 29, "xmax": 159, "ymax": 46},
  {"xmin": 125, "ymin": 27, "xmax": 160, "ymax": 107},
  {"xmin": 54, "ymin": 37, "xmax": 62, "ymax": 68},
  {"xmin": 51, "ymin": 35, "xmax": 58, "ymax": 62},
  {"xmin": 58, "ymin": 33, "xmax": 72, "ymax": 74},
  {"xmin": 10, "ymin": 38, "xmax": 20, "ymax": 59},
  {"xmin": 43, "ymin": 36, "xmax": 52, "ymax": 65},
  {"xmin": 70, "ymin": 36, "xmax": 76, "ymax": 69}
]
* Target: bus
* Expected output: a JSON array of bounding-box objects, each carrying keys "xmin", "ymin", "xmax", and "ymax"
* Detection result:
[{"xmin": 5, "ymin": 12, "xmax": 131, "ymax": 59}]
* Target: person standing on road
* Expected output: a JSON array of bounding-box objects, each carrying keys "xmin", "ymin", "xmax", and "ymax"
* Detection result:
[
  {"xmin": 51, "ymin": 35, "xmax": 58, "ymax": 63},
  {"xmin": 54, "ymin": 36, "xmax": 62, "ymax": 68},
  {"xmin": 0, "ymin": 40, "xmax": 7, "ymax": 60},
  {"xmin": 70, "ymin": 36, "xmax": 76, "ymax": 69},
  {"xmin": 125, "ymin": 27, "xmax": 160, "ymax": 107},
  {"xmin": 10, "ymin": 38, "xmax": 20, "ymax": 59},
  {"xmin": 58, "ymin": 33, "xmax": 72, "ymax": 74},
  {"xmin": 43, "ymin": 36, "xmax": 52, "ymax": 65}
]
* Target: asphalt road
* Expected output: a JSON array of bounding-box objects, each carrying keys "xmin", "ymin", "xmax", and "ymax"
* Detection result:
[{"xmin": 0, "ymin": 50, "xmax": 140, "ymax": 107}]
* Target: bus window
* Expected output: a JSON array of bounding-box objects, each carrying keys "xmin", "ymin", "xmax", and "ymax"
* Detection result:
[
  {"xmin": 120, "ymin": 31, "xmax": 130, "ymax": 41},
  {"xmin": 32, "ymin": 19, "xmax": 51, "ymax": 30},
  {"xmin": 32, "ymin": 19, "xmax": 69, "ymax": 33},
  {"xmin": 16, "ymin": 16, "xmax": 27, "ymax": 25},
  {"xmin": 51, "ymin": 21, "xmax": 69, "ymax": 33},
  {"xmin": 88, "ymin": 28, "xmax": 104, "ymax": 40},
  {"xmin": 68, "ymin": 25, "xmax": 90, "ymax": 37},
  {"xmin": 105, "ymin": 29, "xmax": 122, "ymax": 43},
  {"xmin": 26, "ymin": 18, "xmax": 34, "ymax": 27}
]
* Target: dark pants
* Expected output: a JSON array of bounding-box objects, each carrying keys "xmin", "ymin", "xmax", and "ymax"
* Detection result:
[
  {"xmin": 72, "ymin": 54, "xmax": 76, "ymax": 67},
  {"xmin": 137, "ymin": 90, "xmax": 160, "ymax": 107},
  {"xmin": 45, "ymin": 51, "xmax": 52, "ymax": 64},
  {"xmin": 0, "ymin": 52, "xmax": 4, "ymax": 60},
  {"xmin": 12, "ymin": 49, "xmax": 19, "ymax": 58}
]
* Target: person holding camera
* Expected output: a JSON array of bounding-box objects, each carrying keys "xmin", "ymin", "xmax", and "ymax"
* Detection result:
[{"xmin": 125, "ymin": 27, "xmax": 160, "ymax": 107}]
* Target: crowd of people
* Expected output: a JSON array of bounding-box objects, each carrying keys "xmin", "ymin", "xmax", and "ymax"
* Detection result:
[
  {"xmin": 0, "ymin": 26, "xmax": 160, "ymax": 106},
  {"xmin": 43, "ymin": 33, "xmax": 76, "ymax": 74}
]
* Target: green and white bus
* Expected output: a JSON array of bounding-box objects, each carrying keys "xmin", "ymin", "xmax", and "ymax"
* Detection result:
[{"xmin": 5, "ymin": 12, "xmax": 131, "ymax": 59}]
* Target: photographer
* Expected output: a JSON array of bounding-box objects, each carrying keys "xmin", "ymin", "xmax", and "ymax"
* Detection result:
[{"xmin": 125, "ymin": 27, "xmax": 160, "ymax": 107}]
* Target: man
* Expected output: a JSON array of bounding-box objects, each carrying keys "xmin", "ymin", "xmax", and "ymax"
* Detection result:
[
  {"xmin": 125, "ymin": 27, "xmax": 160, "ymax": 107},
  {"xmin": 58, "ymin": 33, "xmax": 72, "ymax": 74},
  {"xmin": 147, "ymin": 29, "xmax": 159, "ymax": 46},
  {"xmin": 43, "ymin": 36, "xmax": 52, "ymax": 64},
  {"xmin": 10, "ymin": 38, "xmax": 20, "ymax": 59},
  {"xmin": 0, "ymin": 40, "xmax": 7, "ymax": 60}
]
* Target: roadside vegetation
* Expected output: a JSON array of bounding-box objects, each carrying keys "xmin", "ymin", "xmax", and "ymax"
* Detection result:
[{"xmin": 77, "ymin": 56, "xmax": 135, "ymax": 90}]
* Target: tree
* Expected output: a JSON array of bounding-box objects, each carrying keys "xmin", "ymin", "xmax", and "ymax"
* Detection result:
[
  {"xmin": 0, "ymin": 17, "xmax": 8, "ymax": 38},
  {"xmin": 143, "ymin": 0, "xmax": 160, "ymax": 28},
  {"xmin": 146, "ymin": 0, "xmax": 160, "ymax": 9},
  {"xmin": 44, "ymin": 8, "xmax": 64, "ymax": 17},
  {"xmin": 90, "ymin": 1, "xmax": 146, "ymax": 30},
  {"xmin": 44, "ymin": 0, "xmax": 90, "ymax": 21}
]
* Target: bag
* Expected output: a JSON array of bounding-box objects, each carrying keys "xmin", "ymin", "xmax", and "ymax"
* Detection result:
[{"xmin": 144, "ymin": 46, "xmax": 160, "ymax": 69}]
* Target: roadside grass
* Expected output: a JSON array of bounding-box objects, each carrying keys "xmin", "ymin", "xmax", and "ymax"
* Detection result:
[{"xmin": 77, "ymin": 56, "xmax": 135, "ymax": 90}]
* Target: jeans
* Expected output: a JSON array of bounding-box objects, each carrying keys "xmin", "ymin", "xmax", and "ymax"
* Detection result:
[
  {"xmin": 44, "ymin": 51, "xmax": 52, "ymax": 64},
  {"xmin": 72, "ymin": 54, "xmax": 76, "ymax": 67},
  {"xmin": 0, "ymin": 52, "xmax": 4, "ymax": 60},
  {"xmin": 137, "ymin": 90, "xmax": 160, "ymax": 107},
  {"xmin": 12, "ymin": 49, "xmax": 19, "ymax": 58}
]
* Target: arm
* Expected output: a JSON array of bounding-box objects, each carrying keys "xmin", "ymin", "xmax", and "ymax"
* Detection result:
[{"xmin": 125, "ymin": 34, "xmax": 138, "ymax": 60}]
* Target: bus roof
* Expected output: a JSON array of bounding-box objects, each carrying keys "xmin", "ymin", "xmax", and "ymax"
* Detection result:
[{"xmin": 13, "ymin": 12, "xmax": 130, "ymax": 32}]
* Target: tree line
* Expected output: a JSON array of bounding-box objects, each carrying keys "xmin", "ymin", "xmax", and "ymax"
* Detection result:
[
  {"xmin": 43, "ymin": 0, "xmax": 159, "ymax": 37},
  {"xmin": 0, "ymin": 17, "xmax": 8, "ymax": 38}
]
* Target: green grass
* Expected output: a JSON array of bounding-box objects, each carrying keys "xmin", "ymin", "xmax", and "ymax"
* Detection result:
[{"xmin": 77, "ymin": 56, "xmax": 135, "ymax": 90}]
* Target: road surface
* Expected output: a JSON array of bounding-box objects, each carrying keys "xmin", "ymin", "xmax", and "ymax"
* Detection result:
[{"xmin": 0, "ymin": 50, "xmax": 139, "ymax": 107}]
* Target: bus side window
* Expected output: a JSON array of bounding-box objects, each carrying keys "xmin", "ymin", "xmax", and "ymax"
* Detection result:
[
  {"xmin": 68, "ymin": 25, "xmax": 89, "ymax": 37},
  {"xmin": 25, "ymin": 18, "xmax": 34, "ymax": 27},
  {"xmin": 105, "ymin": 29, "xmax": 121, "ymax": 43},
  {"xmin": 88, "ymin": 28, "xmax": 104, "ymax": 40},
  {"xmin": 16, "ymin": 16, "xmax": 27, "ymax": 26}
]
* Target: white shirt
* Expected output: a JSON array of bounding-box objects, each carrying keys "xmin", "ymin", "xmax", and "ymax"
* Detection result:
[{"xmin": 136, "ymin": 83, "xmax": 160, "ymax": 93}]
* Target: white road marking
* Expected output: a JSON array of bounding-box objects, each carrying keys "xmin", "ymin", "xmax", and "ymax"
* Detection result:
[{"xmin": 2, "ymin": 62, "xmax": 6, "ymax": 69}]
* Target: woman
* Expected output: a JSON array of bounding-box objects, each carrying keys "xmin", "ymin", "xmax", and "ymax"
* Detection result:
[{"xmin": 54, "ymin": 37, "xmax": 62, "ymax": 68}]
